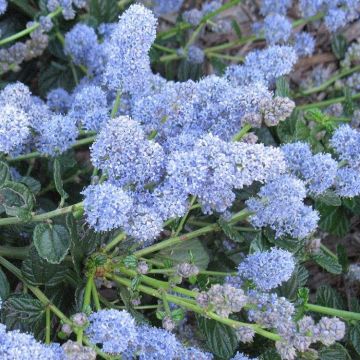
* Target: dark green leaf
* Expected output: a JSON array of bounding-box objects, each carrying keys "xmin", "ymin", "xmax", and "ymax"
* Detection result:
[
  {"xmin": 197, "ymin": 316, "xmax": 238, "ymax": 359},
  {"xmin": 343, "ymin": 197, "xmax": 360, "ymax": 215},
  {"xmin": 277, "ymin": 265, "xmax": 308, "ymax": 301},
  {"xmin": 312, "ymin": 251, "xmax": 342, "ymax": 274},
  {"xmin": 260, "ymin": 349, "xmax": 281, "ymax": 360},
  {"xmin": 66, "ymin": 213, "xmax": 82, "ymax": 276},
  {"xmin": 177, "ymin": 59, "xmax": 203, "ymax": 81},
  {"xmin": 33, "ymin": 223, "xmax": 70, "ymax": 264},
  {"xmin": 0, "ymin": 161, "xmax": 10, "ymax": 186},
  {"xmin": 275, "ymin": 76, "xmax": 290, "ymax": 97},
  {"xmin": 89, "ymin": 0, "xmax": 120, "ymax": 23},
  {"xmin": 350, "ymin": 323, "xmax": 360, "ymax": 355},
  {"xmin": 317, "ymin": 190, "xmax": 342, "ymax": 207},
  {"xmin": 316, "ymin": 285, "xmax": 345, "ymax": 309},
  {"xmin": 319, "ymin": 343, "xmax": 351, "ymax": 360},
  {"xmin": 0, "ymin": 181, "xmax": 35, "ymax": 219},
  {"xmin": 53, "ymin": 158, "xmax": 69, "ymax": 202},
  {"xmin": 1, "ymin": 293, "xmax": 44, "ymax": 331},
  {"xmin": 249, "ymin": 233, "xmax": 270, "ymax": 253},
  {"xmin": 21, "ymin": 247, "xmax": 68, "ymax": 286},
  {"xmin": 218, "ymin": 218, "xmax": 244, "ymax": 243},
  {"xmin": 331, "ymin": 34, "xmax": 347, "ymax": 60},
  {"xmin": 316, "ymin": 203, "xmax": 350, "ymax": 237},
  {"xmin": 336, "ymin": 244, "xmax": 349, "ymax": 273},
  {"xmin": 19, "ymin": 176, "xmax": 41, "ymax": 195},
  {"xmin": 0, "ymin": 268, "xmax": 10, "ymax": 299},
  {"xmin": 155, "ymin": 238, "xmax": 209, "ymax": 270},
  {"xmin": 231, "ymin": 19, "xmax": 242, "ymax": 38}
]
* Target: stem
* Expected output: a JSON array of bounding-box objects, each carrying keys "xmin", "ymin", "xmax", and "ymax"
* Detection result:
[
  {"xmin": 0, "ymin": 256, "xmax": 112, "ymax": 360},
  {"xmin": 0, "ymin": 7, "xmax": 63, "ymax": 46},
  {"xmin": 297, "ymin": 65, "xmax": 360, "ymax": 97},
  {"xmin": 109, "ymin": 274, "xmax": 281, "ymax": 342},
  {"xmin": 111, "ymin": 90, "xmax": 122, "ymax": 118},
  {"xmin": 0, "ymin": 202, "xmax": 83, "ymax": 227},
  {"xmin": 297, "ymin": 92, "xmax": 360, "ymax": 110},
  {"xmin": 133, "ymin": 223, "xmax": 220, "ymax": 258},
  {"xmin": 305, "ymin": 303, "xmax": 360, "ymax": 321},
  {"xmin": 232, "ymin": 124, "xmax": 252, "ymax": 141},
  {"xmin": 78, "ymin": 275, "xmax": 94, "ymax": 343},
  {"xmin": 320, "ymin": 244, "xmax": 338, "ymax": 260},
  {"xmin": 153, "ymin": 43, "xmax": 177, "ymax": 54},
  {"xmin": 174, "ymin": 196, "xmax": 197, "ymax": 236},
  {"xmin": 92, "ymin": 279, "xmax": 101, "ymax": 311},
  {"xmin": 206, "ymin": 52, "xmax": 244, "ymax": 62},
  {"xmin": 45, "ymin": 307, "xmax": 51, "ymax": 344},
  {"xmin": 117, "ymin": 266, "xmax": 198, "ymax": 300},
  {"xmin": 149, "ymin": 268, "xmax": 237, "ymax": 276},
  {"xmin": 7, "ymin": 136, "xmax": 96, "ymax": 163},
  {"xmin": 0, "ymin": 246, "xmax": 29, "ymax": 259},
  {"xmin": 104, "ymin": 232, "xmax": 126, "ymax": 253}
]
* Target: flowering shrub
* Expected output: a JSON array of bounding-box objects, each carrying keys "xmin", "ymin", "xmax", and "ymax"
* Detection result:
[{"xmin": 0, "ymin": 0, "xmax": 360, "ymax": 359}]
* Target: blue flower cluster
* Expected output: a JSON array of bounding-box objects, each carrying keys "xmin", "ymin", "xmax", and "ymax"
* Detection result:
[
  {"xmin": 47, "ymin": 0, "xmax": 87, "ymax": 20},
  {"xmin": 237, "ymin": 248, "xmax": 295, "ymax": 291},
  {"xmin": 0, "ymin": 0, "xmax": 7, "ymax": 15},
  {"xmin": 246, "ymin": 175, "xmax": 319, "ymax": 239},
  {"xmin": 85, "ymin": 309, "xmax": 213, "ymax": 359},
  {"xmin": 150, "ymin": 0, "xmax": 184, "ymax": 15}
]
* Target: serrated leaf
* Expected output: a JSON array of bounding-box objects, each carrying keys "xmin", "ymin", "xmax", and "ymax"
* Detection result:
[
  {"xmin": 350, "ymin": 323, "xmax": 360, "ymax": 355},
  {"xmin": 19, "ymin": 176, "xmax": 41, "ymax": 195},
  {"xmin": 21, "ymin": 246, "xmax": 68, "ymax": 286},
  {"xmin": 249, "ymin": 233, "xmax": 270, "ymax": 253},
  {"xmin": 33, "ymin": 223, "xmax": 70, "ymax": 264},
  {"xmin": 319, "ymin": 343, "xmax": 351, "ymax": 360},
  {"xmin": 0, "ymin": 181, "xmax": 34, "ymax": 219},
  {"xmin": 89, "ymin": 0, "xmax": 120, "ymax": 23},
  {"xmin": 218, "ymin": 218, "xmax": 244, "ymax": 243},
  {"xmin": 316, "ymin": 203, "xmax": 350, "ymax": 237},
  {"xmin": 155, "ymin": 238, "xmax": 209, "ymax": 270},
  {"xmin": 275, "ymin": 76, "xmax": 290, "ymax": 97},
  {"xmin": 0, "ymin": 268, "xmax": 10, "ymax": 299},
  {"xmin": 0, "ymin": 161, "xmax": 10, "ymax": 186},
  {"xmin": 336, "ymin": 244, "xmax": 349, "ymax": 273},
  {"xmin": 343, "ymin": 197, "xmax": 360, "ymax": 214},
  {"xmin": 277, "ymin": 265, "xmax": 308, "ymax": 301},
  {"xmin": 53, "ymin": 158, "xmax": 69, "ymax": 203},
  {"xmin": 316, "ymin": 285, "xmax": 345, "ymax": 309},
  {"xmin": 331, "ymin": 34, "xmax": 347, "ymax": 60},
  {"xmin": 312, "ymin": 251, "xmax": 342, "ymax": 274},
  {"xmin": 317, "ymin": 190, "xmax": 342, "ymax": 207},
  {"xmin": 197, "ymin": 316, "xmax": 238, "ymax": 359},
  {"xmin": 1, "ymin": 293, "xmax": 44, "ymax": 331}
]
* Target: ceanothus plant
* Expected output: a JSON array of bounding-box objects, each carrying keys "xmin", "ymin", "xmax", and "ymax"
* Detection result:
[{"xmin": 0, "ymin": 1, "xmax": 360, "ymax": 360}]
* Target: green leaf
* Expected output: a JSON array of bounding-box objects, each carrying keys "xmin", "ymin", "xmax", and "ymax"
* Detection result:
[
  {"xmin": 350, "ymin": 323, "xmax": 360, "ymax": 355},
  {"xmin": 343, "ymin": 196, "xmax": 360, "ymax": 215},
  {"xmin": 317, "ymin": 190, "xmax": 342, "ymax": 207},
  {"xmin": 275, "ymin": 76, "xmax": 290, "ymax": 97},
  {"xmin": 336, "ymin": 244, "xmax": 349, "ymax": 273},
  {"xmin": 53, "ymin": 158, "xmax": 69, "ymax": 203},
  {"xmin": 218, "ymin": 218, "xmax": 244, "ymax": 243},
  {"xmin": 197, "ymin": 316, "xmax": 238, "ymax": 359},
  {"xmin": 89, "ymin": 0, "xmax": 120, "ymax": 23},
  {"xmin": 316, "ymin": 285, "xmax": 345, "ymax": 309},
  {"xmin": 19, "ymin": 176, "xmax": 41, "ymax": 195},
  {"xmin": 1, "ymin": 293, "xmax": 44, "ymax": 331},
  {"xmin": 260, "ymin": 349, "xmax": 281, "ymax": 360},
  {"xmin": 312, "ymin": 251, "xmax": 342, "ymax": 274},
  {"xmin": 231, "ymin": 19, "xmax": 242, "ymax": 38},
  {"xmin": 177, "ymin": 59, "xmax": 203, "ymax": 81},
  {"xmin": 319, "ymin": 343, "xmax": 351, "ymax": 360},
  {"xmin": 316, "ymin": 203, "xmax": 350, "ymax": 237},
  {"xmin": 0, "ymin": 161, "xmax": 10, "ymax": 186},
  {"xmin": 277, "ymin": 265, "xmax": 309, "ymax": 301},
  {"xmin": 21, "ymin": 246, "xmax": 68, "ymax": 286},
  {"xmin": 249, "ymin": 233, "xmax": 270, "ymax": 253},
  {"xmin": 0, "ymin": 181, "xmax": 35, "ymax": 219},
  {"xmin": 33, "ymin": 223, "xmax": 70, "ymax": 264},
  {"xmin": 331, "ymin": 34, "xmax": 347, "ymax": 60},
  {"xmin": 0, "ymin": 268, "xmax": 10, "ymax": 299},
  {"xmin": 155, "ymin": 238, "xmax": 209, "ymax": 270}
]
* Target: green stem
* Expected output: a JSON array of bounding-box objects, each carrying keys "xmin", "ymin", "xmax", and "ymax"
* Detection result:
[
  {"xmin": 0, "ymin": 257, "xmax": 112, "ymax": 359},
  {"xmin": 0, "ymin": 202, "xmax": 83, "ymax": 227},
  {"xmin": 297, "ymin": 92, "xmax": 360, "ymax": 110},
  {"xmin": 133, "ymin": 223, "xmax": 220, "ymax": 258},
  {"xmin": 297, "ymin": 65, "xmax": 360, "ymax": 97},
  {"xmin": 117, "ymin": 266, "xmax": 198, "ymax": 300},
  {"xmin": 232, "ymin": 124, "xmax": 252, "ymax": 141},
  {"xmin": 7, "ymin": 136, "xmax": 96, "ymax": 163},
  {"xmin": 305, "ymin": 303, "xmax": 360, "ymax": 321},
  {"xmin": 78, "ymin": 275, "xmax": 94, "ymax": 343},
  {"xmin": 0, "ymin": 246, "xmax": 30, "ymax": 259},
  {"xmin": 320, "ymin": 244, "xmax": 338, "ymax": 260},
  {"xmin": 174, "ymin": 196, "xmax": 197, "ymax": 236},
  {"xmin": 92, "ymin": 279, "xmax": 101, "ymax": 311},
  {"xmin": 149, "ymin": 268, "xmax": 237, "ymax": 276},
  {"xmin": 109, "ymin": 274, "xmax": 281, "ymax": 341},
  {"xmin": 111, "ymin": 90, "xmax": 122, "ymax": 118},
  {"xmin": 161, "ymin": 291, "xmax": 172, "ymax": 316},
  {"xmin": 0, "ymin": 7, "xmax": 63, "ymax": 46},
  {"xmin": 45, "ymin": 306, "xmax": 51, "ymax": 344},
  {"xmin": 153, "ymin": 43, "xmax": 177, "ymax": 54},
  {"xmin": 206, "ymin": 52, "xmax": 244, "ymax": 62},
  {"xmin": 104, "ymin": 232, "xmax": 126, "ymax": 253}
]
